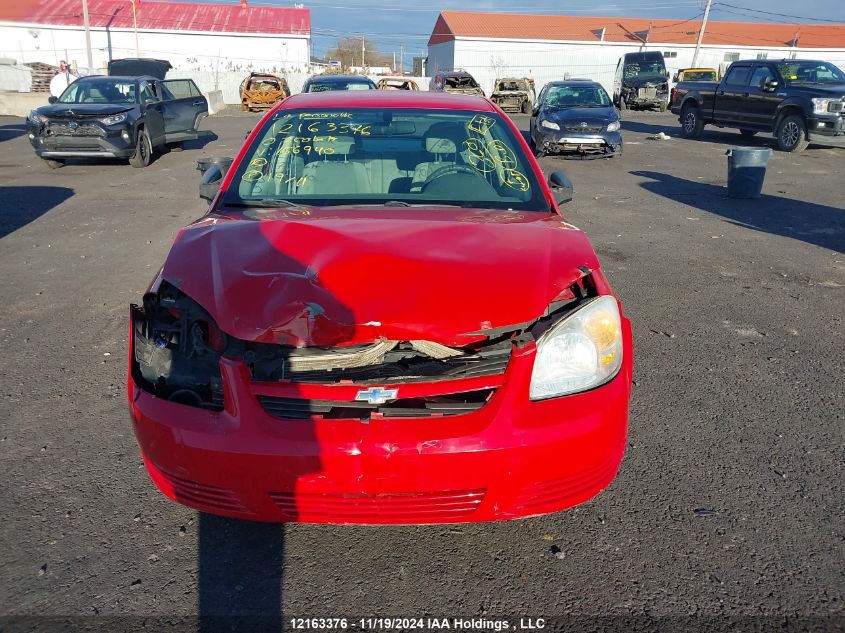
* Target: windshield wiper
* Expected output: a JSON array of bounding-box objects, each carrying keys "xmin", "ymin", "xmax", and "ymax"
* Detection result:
[{"xmin": 226, "ymin": 199, "xmax": 306, "ymax": 208}]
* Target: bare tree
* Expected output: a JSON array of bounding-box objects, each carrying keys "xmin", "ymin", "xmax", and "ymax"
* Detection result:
[{"xmin": 326, "ymin": 36, "xmax": 392, "ymax": 70}]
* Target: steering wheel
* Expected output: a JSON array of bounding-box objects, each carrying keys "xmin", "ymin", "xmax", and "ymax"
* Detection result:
[{"xmin": 421, "ymin": 163, "xmax": 481, "ymax": 190}]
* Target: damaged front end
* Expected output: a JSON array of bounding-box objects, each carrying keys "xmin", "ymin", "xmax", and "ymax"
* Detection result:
[{"xmin": 130, "ymin": 271, "xmax": 600, "ymax": 413}]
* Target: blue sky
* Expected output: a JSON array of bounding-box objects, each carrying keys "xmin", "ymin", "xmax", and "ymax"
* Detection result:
[{"xmin": 204, "ymin": 0, "xmax": 844, "ymax": 62}]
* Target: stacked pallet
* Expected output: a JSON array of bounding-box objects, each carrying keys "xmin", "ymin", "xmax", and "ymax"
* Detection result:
[{"xmin": 25, "ymin": 62, "xmax": 58, "ymax": 92}]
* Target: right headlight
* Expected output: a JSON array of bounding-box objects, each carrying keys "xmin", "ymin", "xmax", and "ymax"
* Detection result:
[
  {"xmin": 529, "ymin": 295, "xmax": 624, "ymax": 400},
  {"xmin": 606, "ymin": 121, "xmax": 621, "ymax": 132}
]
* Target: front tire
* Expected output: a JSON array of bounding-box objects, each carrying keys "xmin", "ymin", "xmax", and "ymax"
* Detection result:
[
  {"xmin": 679, "ymin": 103, "xmax": 704, "ymax": 138},
  {"xmin": 776, "ymin": 114, "xmax": 809, "ymax": 152},
  {"xmin": 129, "ymin": 127, "xmax": 152, "ymax": 168},
  {"xmin": 43, "ymin": 158, "xmax": 64, "ymax": 169}
]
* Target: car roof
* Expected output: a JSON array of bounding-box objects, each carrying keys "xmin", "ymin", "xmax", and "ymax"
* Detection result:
[
  {"xmin": 75, "ymin": 75, "xmax": 154, "ymax": 82},
  {"xmin": 279, "ymin": 90, "xmax": 496, "ymax": 112},
  {"xmin": 547, "ymin": 79, "xmax": 601, "ymax": 86},
  {"xmin": 308, "ymin": 74, "xmax": 373, "ymax": 82}
]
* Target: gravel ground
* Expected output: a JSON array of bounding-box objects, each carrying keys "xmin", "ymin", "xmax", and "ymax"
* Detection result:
[{"xmin": 0, "ymin": 109, "xmax": 843, "ymax": 633}]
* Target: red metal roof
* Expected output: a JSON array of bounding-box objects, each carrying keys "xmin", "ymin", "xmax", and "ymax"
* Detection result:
[
  {"xmin": 0, "ymin": 0, "xmax": 310, "ymax": 35},
  {"xmin": 429, "ymin": 11, "xmax": 845, "ymax": 49}
]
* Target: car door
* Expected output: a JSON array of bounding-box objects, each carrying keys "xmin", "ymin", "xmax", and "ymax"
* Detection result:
[
  {"xmin": 530, "ymin": 86, "xmax": 547, "ymax": 143},
  {"xmin": 713, "ymin": 63, "xmax": 751, "ymax": 125},
  {"xmin": 160, "ymin": 79, "xmax": 208, "ymax": 140},
  {"xmin": 138, "ymin": 80, "xmax": 166, "ymax": 147},
  {"xmin": 745, "ymin": 65, "xmax": 780, "ymax": 130}
]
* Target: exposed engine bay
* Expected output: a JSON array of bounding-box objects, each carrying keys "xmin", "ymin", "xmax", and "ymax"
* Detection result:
[{"xmin": 131, "ymin": 273, "xmax": 597, "ymax": 411}]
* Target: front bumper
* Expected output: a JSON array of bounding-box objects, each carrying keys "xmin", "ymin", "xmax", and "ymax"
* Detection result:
[
  {"xmin": 27, "ymin": 122, "xmax": 135, "ymax": 159},
  {"xmin": 807, "ymin": 114, "xmax": 845, "ymax": 147},
  {"xmin": 128, "ymin": 315, "xmax": 633, "ymax": 524},
  {"xmin": 536, "ymin": 129, "xmax": 623, "ymax": 156},
  {"xmin": 621, "ymin": 90, "xmax": 669, "ymax": 108}
]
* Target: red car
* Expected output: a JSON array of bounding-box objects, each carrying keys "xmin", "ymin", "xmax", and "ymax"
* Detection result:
[{"xmin": 128, "ymin": 91, "xmax": 633, "ymax": 523}]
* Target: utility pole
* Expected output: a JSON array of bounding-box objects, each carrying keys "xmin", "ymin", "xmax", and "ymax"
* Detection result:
[
  {"xmin": 81, "ymin": 0, "xmax": 93, "ymax": 69},
  {"xmin": 130, "ymin": 0, "xmax": 140, "ymax": 57},
  {"xmin": 361, "ymin": 35, "xmax": 365, "ymax": 70},
  {"xmin": 692, "ymin": 0, "xmax": 712, "ymax": 68},
  {"xmin": 400, "ymin": 45, "xmax": 404, "ymax": 75}
]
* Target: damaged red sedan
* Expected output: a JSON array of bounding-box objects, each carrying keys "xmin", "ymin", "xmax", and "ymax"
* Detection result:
[{"xmin": 128, "ymin": 91, "xmax": 632, "ymax": 523}]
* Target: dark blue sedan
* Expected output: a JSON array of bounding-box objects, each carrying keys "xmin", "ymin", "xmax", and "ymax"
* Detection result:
[{"xmin": 529, "ymin": 80, "xmax": 622, "ymax": 158}]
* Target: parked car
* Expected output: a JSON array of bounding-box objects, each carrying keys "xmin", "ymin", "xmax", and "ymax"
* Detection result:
[
  {"xmin": 240, "ymin": 72, "xmax": 290, "ymax": 112},
  {"xmin": 376, "ymin": 77, "xmax": 420, "ymax": 90},
  {"xmin": 613, "ymin": 51, "xmax": 670, "ymax": 111},
  {"xmin": 429, "ymin": 70, "xmax": 485, "ymax": 97},
  {"xmin": 671, "ymin": 59, "xmax": 845, "ymax": 151},
  {"xmin": 301, "ymin": 74, "xmax": 377, "ymax": 92},
  {"xmin": 673, "ymin": 67, "xmax": 719, "ymax": 83},
  {"xmin": 529, "ymin": 80, "xmax": 622, "ymax": 158},
  {"xmin": 26, "ymin": 70, "xmax": 208, "ymax": 169},
  {"xmin": 128, "ymin": 90, "xmax": 633, "ymax": 524},
  {"xmin": 491, "ymin": 77, "xmax": 535, "ymax": 113}
]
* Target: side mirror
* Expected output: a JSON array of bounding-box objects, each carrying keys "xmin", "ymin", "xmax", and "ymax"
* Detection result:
[
  {"xmin": 672, "ymin": 73, "xmax": 679, "ymax": 82},
  {"xmin": 665, "ymin": 70, "xmax": 670, "ymax": 78},
  {"xmin": 143, "ymin": 97, "xmax": 158, "ymax": 106},
  {"xmin": 548, "ymin": 171, "xmax": 573, "ymax": 205},
  {"xmin": 763, "ymin": 79, "xmax": 779, "ymax": 92},
  {"xmin": 48, "ymin": 95, "xmax": 58, "ymax": 104}
]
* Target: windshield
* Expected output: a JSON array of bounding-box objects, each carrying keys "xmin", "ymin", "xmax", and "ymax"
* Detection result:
[
  {"xmin": 497, "ymin": 81, "xmax": 529, "ymax": 91},
  {"xmin": 307, "ymin": 79, "xmax": 374, "ymax": 92},
  {"xmin": 546, "ymin": 85, "xmax": 611, "ymax": 108},
  {"xmin": 776, "ymin": 61, "xmax": 845, "ymax": 85},
  {"xmin": 624, "ymin": 61, "xmax": 665, "ymax": 79},
  {"xmin": 683, "ymin": 70, "xmax": 717, "ymax": 82},
  {"xmin": 59, "ymin": 79, "xmax": 136, "ymax": 104},
  {"xmin": 224, "ymin": 107, "xmax": 548, "ymax": 212}
]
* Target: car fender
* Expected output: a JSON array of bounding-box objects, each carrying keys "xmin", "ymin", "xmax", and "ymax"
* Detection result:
[{"xmin": 774, "ymin": 97, "xmax": 811, "ymax": 127}]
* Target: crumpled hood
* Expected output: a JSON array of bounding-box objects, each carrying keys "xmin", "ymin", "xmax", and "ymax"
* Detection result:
[
  {"xmin": 623, "ymin": 76, "xmax": 668, "ymax": 90},
  {"xmin": 542, "ymin": 106, "xmax": 616, "ymax": 125},
  {"xmin": 158, "ymin": 208, "xmax": 600, "ymax": 347},
  {"xmin": 38, "ymin": 103, "xmax": 135, "ymax": 118}
]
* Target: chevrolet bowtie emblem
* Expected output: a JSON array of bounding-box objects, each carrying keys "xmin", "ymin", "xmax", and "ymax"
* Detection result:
[{"xmin": 355, "ymin": 387, "xmax": 398, "ymax": 405}]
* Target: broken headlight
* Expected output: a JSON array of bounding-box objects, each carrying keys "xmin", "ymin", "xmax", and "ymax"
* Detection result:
[
  {"xmin": 131, "ymin": 283, "xmax": 226, "ymax": 409},
  {"xmin": 529, "ymin": 296, "xmax": 623, "ymax": 400}
]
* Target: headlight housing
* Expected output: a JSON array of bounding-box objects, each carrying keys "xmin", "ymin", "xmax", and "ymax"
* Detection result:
[
  {"xmin": 529, "ymin": 295, "xmax": 624, "ymax": 400},
  {"xmin": 812, "ymin": 97, "xmax": 843, "ymax": 114},
  {"xmin": 540, "ymin": 119, "xmax": 560, "ymax": 131},
  {"xmin": 28, "ymin": 110, "xmax": 46, "ymax": 125},
  {"xmin": 99, "ymin": 112, "xmax": 127, "ymax": 125},
  {"xmin": 607, "ymin": 120, "xmax": 621, "ymax": 132}
]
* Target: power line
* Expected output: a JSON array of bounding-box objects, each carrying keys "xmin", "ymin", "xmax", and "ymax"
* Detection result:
[{"xmin": 713, "ymin": 2, "xmax": 845, "ymax": 24}]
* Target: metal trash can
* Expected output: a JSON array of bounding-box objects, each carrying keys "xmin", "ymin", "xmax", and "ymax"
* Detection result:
[
  {"xmin": 725, "ymin": 147, "xmax": 772, "ymax": 199},
  {"xmin": 196, "ymin": 156, "xmax": 234, "ymax": 176}
]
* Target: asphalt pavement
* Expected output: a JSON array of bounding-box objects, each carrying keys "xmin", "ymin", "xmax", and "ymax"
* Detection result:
[{"xmin": 0, "ymin": 109, "xmax": 843, "ymax": 633}]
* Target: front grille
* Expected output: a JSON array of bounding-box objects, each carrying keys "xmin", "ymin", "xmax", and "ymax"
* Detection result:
[
  {"xmin": 637, "ymin": 87, "xmax": 658, "ymax": 100},
  {"xmin": 155, "ymin": 468, "xmax": 249, "ymax": 514},
  {"xmin": 512, "ymin": 453, "xmax": 620, "ymax": 514},
  {"xmin": 47, "ymin": 122, "xmax": 104, "ymax": 136},
  {"xmin": 269, "ymin": 488, "xmax": 486, "ymax": 522},
  {"xmin": 252, "ymin": 346, "xmax": 511, "ymax": 384},
  {"xmin": 257, "ymin": 388, "xmax": 495, "ymax": 420},
  {"xmin": 564, "ymin": 125, "xmax": 604, "ymax": 133}
]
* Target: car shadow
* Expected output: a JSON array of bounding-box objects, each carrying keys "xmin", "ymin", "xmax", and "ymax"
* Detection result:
[
  {"xmin": 181, "ymin": 130, "xmax": 219, "ymax": 151},
  {"xmin": 0, "ymin": 186, "xmax": 74, "ymax": 238},
  {"xmin": 0, "ymin": 123, "xmax": 26, "ymax": 143},
  {"xmin": 198, "ymin": 516, "xmax": 285, "ymax": 633},
  {"xmin": 631, "ymin": 170, "xmax": 845, "ymax": 252}
]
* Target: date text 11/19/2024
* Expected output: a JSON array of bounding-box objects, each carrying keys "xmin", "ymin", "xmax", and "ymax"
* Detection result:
[{"xmin": 289, "ymin": 617, "xmax": 548, "ymax": 631}]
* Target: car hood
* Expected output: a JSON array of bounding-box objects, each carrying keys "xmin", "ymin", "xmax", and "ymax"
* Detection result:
[
  {"xmin": 787, "ymin": 83, "xmax": 845, "ymax": 97},
  {"xmin": 158, "ymin": 207, "xmax": 600, "ymax": 347},
  {"xmin": 37, "ymin": 103, "xmax": 135, "ymax": 118},
  {"xmin": 623, "ymin": 76, "xmax": 668, "ymax": 89},
  {"xmin": 541, "ymin": 106, "xmax": 616, "ymax": 124}
]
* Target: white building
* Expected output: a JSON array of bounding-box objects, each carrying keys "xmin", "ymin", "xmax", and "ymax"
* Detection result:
[
  {"xmin": 0, "ymin": 0, "xmax": 311, "ymax": 76},
  {"xmin": 427, "ymin": 11, "xmax": 845, "ymax": 96}
]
